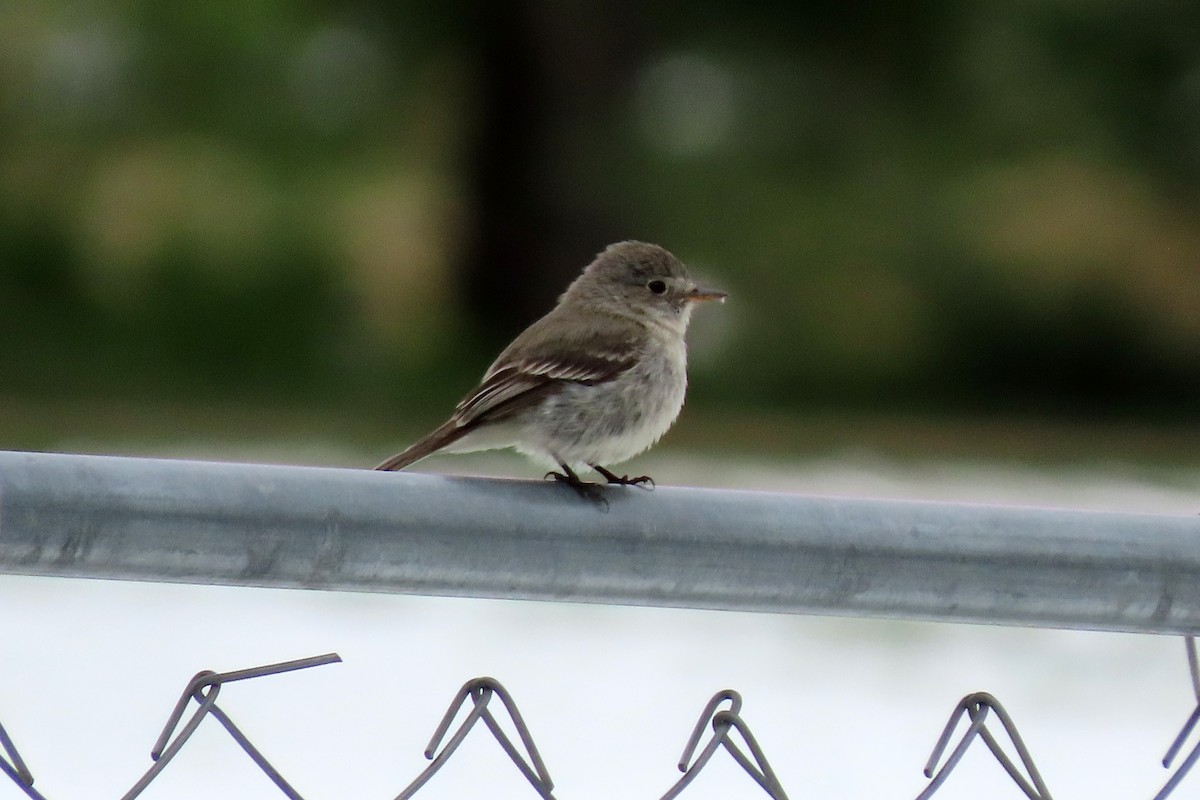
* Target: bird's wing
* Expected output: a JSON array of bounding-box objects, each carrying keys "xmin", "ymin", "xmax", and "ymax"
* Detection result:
[
  {"xmin": 376, "ymin": 350, "xmax": 634, "ymax": 471},
  {"xmin": 454, "ymin": 348, "xmax": 638, "ymax": 426},
  {"xmin": 453, "ymin": 313, "xmax": 643, "ymax": 427},
  {"xmin": 376, "ymin": 312, "xmax": 644, "ymax": 471}
]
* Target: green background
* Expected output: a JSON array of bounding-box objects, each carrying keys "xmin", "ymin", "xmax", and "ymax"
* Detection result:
[{"xmin": 3, "ymin": 1, "xmax": 1198, "ymax": 464}]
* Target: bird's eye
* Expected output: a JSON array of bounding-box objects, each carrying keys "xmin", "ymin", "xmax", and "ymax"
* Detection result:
[{"xmin": 647, "ymin": 279, "xmax": 667, "ymax": 295}]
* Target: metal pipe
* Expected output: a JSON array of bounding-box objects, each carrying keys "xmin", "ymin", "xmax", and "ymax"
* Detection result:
[{"xmin": 1, "ymin": 450, "xmax": 1197, "ymax": 634}]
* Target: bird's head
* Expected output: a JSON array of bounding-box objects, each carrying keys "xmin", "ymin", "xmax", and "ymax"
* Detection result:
[{"xmin": 564, "ymin": 241, "xmax": 727, "ymax": 329}]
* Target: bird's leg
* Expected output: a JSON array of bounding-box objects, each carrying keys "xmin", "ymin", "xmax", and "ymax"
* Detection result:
[
  {"xmin": 591, "ymin": 464, "xmax": 655, "ymax": 490},
  {"xmin": 545, "ymin": 463, "xmax": 607, "ymax": 502}
]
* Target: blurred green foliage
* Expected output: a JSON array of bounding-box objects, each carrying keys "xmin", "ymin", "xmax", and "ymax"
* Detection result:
[{"xmin": 1, "ymin": 0, "xmax": 1198, "ymax": 438}]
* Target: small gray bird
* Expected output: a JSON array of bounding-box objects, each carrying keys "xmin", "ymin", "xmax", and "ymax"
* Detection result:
[{"xmin": 375, "ymin": 241, "xmax": 726, "ymax": 495}]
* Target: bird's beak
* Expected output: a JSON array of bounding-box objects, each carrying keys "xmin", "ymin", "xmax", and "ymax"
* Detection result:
[{"xmin": 685, "ymin": 286, "xmax": 728, "ymax": 303}]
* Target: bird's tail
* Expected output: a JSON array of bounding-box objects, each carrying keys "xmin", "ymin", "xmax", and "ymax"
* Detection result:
[{"xmin": 375, "ymin": 419, "xmax": 468, "ymax": 471}]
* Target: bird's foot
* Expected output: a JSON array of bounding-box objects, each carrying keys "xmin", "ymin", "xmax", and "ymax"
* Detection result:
[
  {"xmin": 545, "ymin": 465, "xmax": 607, "ymax": 504},
  {"xmin": 592, "ymin": 464, "xmax": 655, "ymax": 490}
]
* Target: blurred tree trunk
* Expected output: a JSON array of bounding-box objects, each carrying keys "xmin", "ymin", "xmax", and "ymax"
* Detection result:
[{"xmin": 461, "ymin": 1, "xmax": 645, "ymax": 340}]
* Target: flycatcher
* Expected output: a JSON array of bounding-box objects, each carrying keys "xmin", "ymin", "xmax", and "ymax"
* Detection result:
[{"xmin": 375, "ymin": 241, "xmax": 726, "ymax": 495}]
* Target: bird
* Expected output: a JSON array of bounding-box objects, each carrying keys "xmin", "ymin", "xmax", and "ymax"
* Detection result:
[{"xmin": 375, "ymin": 241, "xmax": 726, "ymax": 497}]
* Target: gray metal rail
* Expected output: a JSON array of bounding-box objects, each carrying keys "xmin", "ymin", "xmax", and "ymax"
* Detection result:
[{"xmin": 0, "ymin": 450, "xmax": 1197, "ymax": 634}]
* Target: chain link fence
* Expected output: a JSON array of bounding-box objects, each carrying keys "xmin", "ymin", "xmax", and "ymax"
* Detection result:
[
  {"xmin": 3, "ymin": 451, "xmax": 1199, "ymax": 798},
  {"xmin": 3, "ymin": 639, "xmax": 1200, "ymax": 799}
]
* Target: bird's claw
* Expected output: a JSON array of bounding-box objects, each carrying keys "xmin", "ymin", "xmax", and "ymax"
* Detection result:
[
  {"xmin": 619, "ymin": 474, "xmax": 655, "ymax": 489},
  {"xmin": 545, "ymin": 469, "xmax": 608, "ymax": 504},
  {"xmin": 591, "ymin": 465, "xmax": 655, "ymax": 490}
]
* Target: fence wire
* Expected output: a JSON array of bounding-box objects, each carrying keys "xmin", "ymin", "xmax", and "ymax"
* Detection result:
[{"xmin": 4, "ymin": 638, "xmax": 1200, "ymax": 800}]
